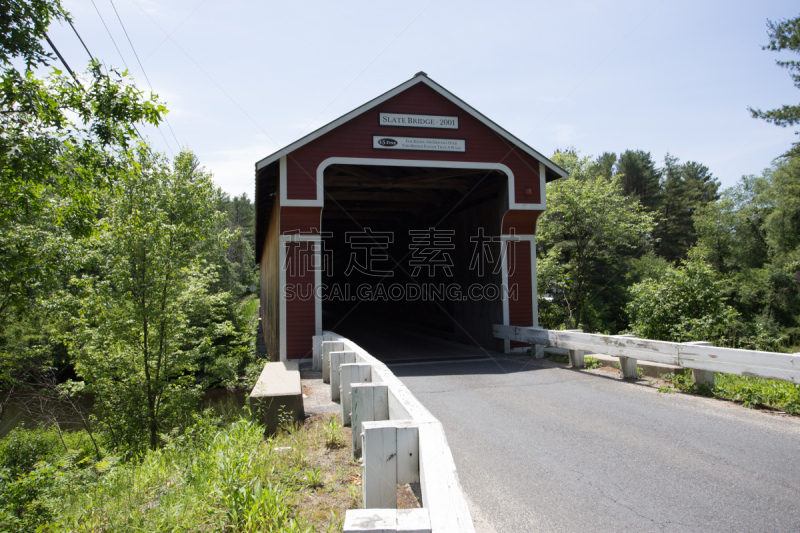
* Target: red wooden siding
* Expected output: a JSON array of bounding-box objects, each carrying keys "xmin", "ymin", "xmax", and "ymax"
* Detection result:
[
  {"xmin": 284, "ymin": 240, "xmax": 316, "ymax": 359},
  {"xmin": 281, "ymin": 206, "xmax": 321, "ymax": 234},
  {"xmin": 502, "ymin": 210, "xmax": 542, "ymax": 235}
]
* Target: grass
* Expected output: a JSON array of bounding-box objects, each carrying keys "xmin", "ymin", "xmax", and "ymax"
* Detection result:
[
  {"xmin": 0, "ymin": 412, "xmax": 361, "ymax": 532},
  {"xmin": 658, "ymin": 370, "xmax": 800, "ymax": 414},
  {"xmin": 547, "ymin": 353, "xmax": 570, "ymax": 364},
  {"xmin": 584, "ymin": 357, "xmax": 602, "ymax": 370}
]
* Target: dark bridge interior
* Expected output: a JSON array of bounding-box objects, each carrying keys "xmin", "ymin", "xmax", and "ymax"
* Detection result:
[{"xmin": 321, "ymin": 163, "xmax": 507, "ymax": 351}]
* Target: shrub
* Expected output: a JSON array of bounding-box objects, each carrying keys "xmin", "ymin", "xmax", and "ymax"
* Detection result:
[{"xmin": 627, "ymin": 255, "xmax": 740, "ymax": 343}]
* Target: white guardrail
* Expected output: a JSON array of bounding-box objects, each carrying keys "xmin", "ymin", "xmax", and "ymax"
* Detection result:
[
  {"xmin": 312, "ymin": 332, "xmax": 475, "ymax": 533},
  {"xmin": 493, "ymin": 325, "xmax": 799, "ymax": 384}
]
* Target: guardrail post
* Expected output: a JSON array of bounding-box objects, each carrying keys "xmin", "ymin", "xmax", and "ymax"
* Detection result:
[
  {"xmin": 321, "ymin": 341, "xmax": 344, "ymax": 383},
  {"xmin": 340, "ymin": 363, "xmax": 371, "ymax": 426},
  {"xmin": 351, "ymin": 384, "xmax": 389, "ymax": 459},
  {"xmin": 312, "ymin": 334, "xmax": 335, "ymax": 371},
  {"xmin": 568, "ymin": 348, "xmax": 585, "ymax": 368},
  {"xmin": 361, "ymin": 420, "xmax": 419, "ymax": 509},
  {"xmin": 362, "ymin": 421, "xmax": 397, "ymax": 509},
  {"xmin": 394, "ymin": 420, "xmax": 420, "ymax": 484},
  {"xmin": 532, "ymin": 344, "xmax": 545, "ymax": 359},
  {"xmin": 683, "ymin": 341, "xmax": 715, "ymax": 386},
  {"xmin": 330, "ymin": 351, "xmax": 357, "ymax": 401},
  {"xmin": 565, "ymin": 329, "xmax": 585, "ymax": 368},
  {"xmin": 615, "ymin": 334, "xmax": 638, "ymax": 378}
]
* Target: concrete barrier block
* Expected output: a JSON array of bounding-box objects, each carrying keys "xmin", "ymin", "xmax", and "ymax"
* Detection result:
[
  {"xmin": 352, "ymin": 384, "xmax": 389, "ymax": 458},
  {"xmin": 330, "ymin": 351, "xmax": 357, "ymax": 401},
  {"xmin": 249, "ymin": 361, "xmax": 304, "ymax": 433},
  {"xmin": 341, "ymin": 363, "xmax": 372, "ymax": 426}
]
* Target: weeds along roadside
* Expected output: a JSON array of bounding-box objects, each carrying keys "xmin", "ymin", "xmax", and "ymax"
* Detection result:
[
  {"xmin": 0, "ymin": 410, "xmax": 360, "ymax": 532},
  {"xmin": 658, "ymin": 371, "xmax": 800, "ymax": 414}
]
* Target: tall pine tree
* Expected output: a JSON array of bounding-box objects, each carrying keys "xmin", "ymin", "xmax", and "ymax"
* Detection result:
[{"xmin": 616, "ymin": 150, "xmax": 662, "ymax": 212}]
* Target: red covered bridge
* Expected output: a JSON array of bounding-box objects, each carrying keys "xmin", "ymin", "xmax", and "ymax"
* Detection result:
[{"xmin": 254, "ymin": 72, "xmax": 567, "ymax": 361}]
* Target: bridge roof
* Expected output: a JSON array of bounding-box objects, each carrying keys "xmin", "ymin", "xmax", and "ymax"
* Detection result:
[{"xmin": 255, "ymin": 72, "xmax": 568, "ymax": 180}]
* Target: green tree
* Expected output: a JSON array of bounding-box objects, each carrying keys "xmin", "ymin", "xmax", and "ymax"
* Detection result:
[
  {"xmin": 596, "ymin": 152, "xmax": 617, "ymax": 180},
  {"xmin": 1, "ymin": 0, "xmax": 166, "ymax": 428},
  {"xmin": 0, "ymin": 0, "xmax": 165, "ymax": 319},
  {"xmin": 695, "ymin": 159, "xmax": 800, "ymax": 336},
  {"xmin": 763, "ymin": 155, "xmax": 800, "ymax": 257},
  {"xmin": 215, "ymin": 191, "xmax": 257, "ymax": 295},
  {"xmin": 537, "ymin": 159, "xmax": 656, "ymax": 331},
  {"xmin": 657, "ymin": 154, "xmax": 720, "ymax": 262},
  {"xmin": 616, "ymin": 150, "xmax": 662, "ymax": 212},
  {"xmin": 550, "ymin": 147, "xmax": 600, "ymax": 181},
  {"xmin": 749, "ymin": 15, "xmax": 800, "ymax": 157},
  {"xmin": 69, "ymin": 148, "xmax": 229, "ymax": 453},
  {"xmin": 627, "ymin": 254, "xmax": 740, "ymax": 343},
  {"xmin": 695, "ymin": 172, "xmax": 773, "ymax": 273}
]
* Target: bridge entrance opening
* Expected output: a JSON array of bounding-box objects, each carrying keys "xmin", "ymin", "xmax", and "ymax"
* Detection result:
[{"xmin": 321, "ymin": 163, "xmax": 507, "ymax": 352}]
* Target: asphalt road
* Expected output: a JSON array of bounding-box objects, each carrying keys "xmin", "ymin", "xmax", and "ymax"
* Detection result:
[{"xmin": 346, "ymin": 329, "xmax": 800, "ymax": 532}]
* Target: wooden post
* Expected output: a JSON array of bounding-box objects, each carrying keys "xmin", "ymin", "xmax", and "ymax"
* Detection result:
[
  {"xmin": 340, "ymin": 363, "xmax": 371, "ymax": 426},
  {"xmin": 312, "ymin": 335, "xmax": 322, "ymax": 371},
  {"xmin": 321, "ymin": 341, "xmax": 344, "ymax": 383},
  {"xmin": 683, "ymin": 341, "xmax": 715, "ymax": 386},
  {"xmin": 397, "ymin": 509, "xmax": 431, "ymax": 532},
  {"xmin": 351, "ymin": 384, "xmax": 389, "ymax": 459},
  {"xmin": 361, "ymin": 420, "xmax": 418, "ymax": 509},
  {"xmin": 394, "ymin": 420, "xmax": 420, "ymax": 484},
  {"xmin": 618, "ymin": 357, "xmax": 638, "ymax": 379},
  {"xmin": 343, "ymin": 509, "xmax": 395, "ymax": 532},
  {"xmin": 362, "ymin": 421, "xmax": 397, "ymax": 509},
  {"xmin": 615, "ymin": 334, "xmax": 638, "ymax": 379},
  {"xmin": 343, "ymin": 509, "xmax": 431, "ymax": 533},
  {"xmin": 330, "ymin": 351, "xmax": 357, "ymax": 401},
  {"xmin": 565, "ymin": 329, "xmax": 584, "ymax": 368},
  {"xmin": 312, "ymin": 334, "xmax": 334, "ymax": 371}
]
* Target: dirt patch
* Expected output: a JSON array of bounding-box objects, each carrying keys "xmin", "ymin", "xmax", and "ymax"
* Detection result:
[
  {"xmin": 274, "ymin": 412, "xmax": 361, "ymax": 531},
  {"xmin": 397, "ymin": 483, "xmax": 422, "ymax": 509}
]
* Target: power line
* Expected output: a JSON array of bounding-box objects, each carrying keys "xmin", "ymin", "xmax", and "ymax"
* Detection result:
[
  {"xmin": 89, "ymin": 0, "xmax": 130, "ymax": 71},
  {"xmin": 108, "ymin": 0, "xmax": 182, "ymax": 153},
  {"xmin": 68, "ymin": 19, "xmax": 94, "ymax": 60},
  {"xmin": 69, "ymin": 12, "xmax": 148, "ymax": 144},
  {"xmin": 43, "ymin": 32, "xmax": 80, "ymax": 85}
]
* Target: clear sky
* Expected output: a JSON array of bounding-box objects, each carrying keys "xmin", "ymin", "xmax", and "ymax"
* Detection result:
[{"xmin": 48, "ymin": 0, "xmax": 800, "ymax": 198}]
